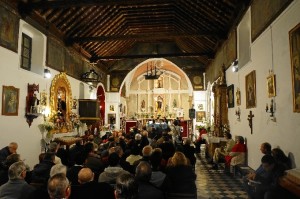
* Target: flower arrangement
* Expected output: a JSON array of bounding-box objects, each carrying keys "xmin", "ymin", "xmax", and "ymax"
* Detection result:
[
  {"xmin": 70, "ymin": 112, "xmax": 82, "ymax": 130},
  {"xmin": 38, "ymin": 121, "xmax": 55, "ymax": 132}
]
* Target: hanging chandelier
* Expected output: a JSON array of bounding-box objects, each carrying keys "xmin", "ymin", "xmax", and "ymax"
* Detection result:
[
  {"xmin": 81, "ymin": 69, "xmax": 101, "ymax": 85},
  {"xmin": 144, "ymin": 61, "xmax": 163, "ymax": 80}
]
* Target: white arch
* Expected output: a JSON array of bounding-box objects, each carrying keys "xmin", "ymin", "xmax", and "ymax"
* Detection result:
[{"xmin": 119, "ymin": 58, "xmax": 194, "ymax": 96}]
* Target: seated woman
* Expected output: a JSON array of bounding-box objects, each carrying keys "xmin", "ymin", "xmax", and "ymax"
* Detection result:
[
  {"xmin": 225, "ymin": 136, "xmax": 247, "ymax": 172},
  {"xmin": 271, "ymin": 148, "xmax": 291, "ymax": 170},
  {"xmin": 212, "ymin": 132, "xmax": 235, "ymax": 169},
  {"xmin": 162, "ymin": 152, "xmax": 197, "ymax": 195}
]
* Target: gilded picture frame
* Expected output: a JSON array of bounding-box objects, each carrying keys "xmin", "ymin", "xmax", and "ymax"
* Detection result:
[
  {"xmin": 245, "ymin": 70, "xmax": 256, "ymax": 109},
  {"xmin": 267, "ymin": 74, "xmax": 276, "ymax": 98},
  {"xmin": 289, "ymin": 22, "xmax": 300, "ymax": 112},
  {"xmin": 196, "ymin": 111, "xmax": 206, "ymax": 122},
  {"xmin": 2, "ymin": 86, "xmax": 19, "ymax": 116}
]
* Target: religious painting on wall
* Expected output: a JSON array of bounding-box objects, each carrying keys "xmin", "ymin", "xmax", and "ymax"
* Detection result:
[
  {"xmin": 2, "ymin": 86, "xmax": 19, "ymax": 116},
  {"xmin": 245, "ymin": 70, "xmax": 256, "ymax": 109},
  {"xmin": 196, "ymin": 111, "xmax": 206, "ymax": 122},
  {"xmin": 0, "ymin": 4, "xmax": 19, "ymax": 52},
  {"xmin": 267, "ymin": 72, "xmax": 276, "ymax": 98},
  {"xmin": 289, "ymin": 22, "xmax": 300, "ymax": 112},
  {"xmin": 227, "ymin": 84, "xmax": 234, "ymax": 108}
]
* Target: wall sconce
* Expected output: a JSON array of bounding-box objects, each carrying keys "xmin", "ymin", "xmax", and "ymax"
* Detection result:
[
  {"xmin": 266, "ymin": 99, "xmax": 275, "ymax": 119},
  {"xmin": 235, "ymin": 107, "xmax": 241, "ymax": 121},
  {"xmin": 44, "ymin": 68, "xmax": 51, "ymax": 78},
  {"xmin": 231, "ymin": 60, "xmax": 238, "ymax": 72}
]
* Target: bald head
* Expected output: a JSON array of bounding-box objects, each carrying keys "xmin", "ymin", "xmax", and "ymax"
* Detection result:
[
  {"xmin": 78, "ymin": 168, "xmax": 94, "ymax": 184},
  {"xmin": 142, "ymin": 145, "xmax": 152, "ymax": 157}
]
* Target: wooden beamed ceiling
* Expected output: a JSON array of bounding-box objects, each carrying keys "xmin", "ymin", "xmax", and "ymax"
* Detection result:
[{"xmin": 18, "ymin": 0, "xmax": 251, "ymax": 73}]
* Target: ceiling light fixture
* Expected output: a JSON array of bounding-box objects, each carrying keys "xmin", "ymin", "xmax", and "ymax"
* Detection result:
[
  {"xmin": 144, "ymin": 61, "xmax": 163, "ymax": 80},
  {"xmin": 81, "ymin": 69, "xmax": 101, "ymax": 84},
  {"xmin": 44, "ymin": 68, "xmax": 51, "ymax": 78}
]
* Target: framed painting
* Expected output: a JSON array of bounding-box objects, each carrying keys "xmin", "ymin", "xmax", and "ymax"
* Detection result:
[
  {"xmin": 108, "ymin": 113, "xmax": 116, "ymax": 124},
  {"xmin": 267, "ymin": 73, "xmax": 276, "ymax": 98},
  {"xmin": 0, "ymin": 5, "xmax": 19, "ymax": 52},
  {"xmin": 289, "ymin": 23, "xmax": 300, "ymax": 112},
  {"xmin": 196, "ymin": 111, "xmax": 206, "ymax": 122},
  {"xmin": 245, "ymin": 70, "xmax": 256, "ymax": 109},
  {"xmin": 40, "ymin": 91, "xmax": 48, "ymax": 106},
  {"xmin": 2, "ymin": 86, "xmax": 19, "ymax": 116},
  {"xmin": 227, "ymin": 84, "xmax": 234, "ymax": 108}
]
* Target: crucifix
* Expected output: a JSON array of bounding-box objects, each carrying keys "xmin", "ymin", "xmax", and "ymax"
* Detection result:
[{"xmin": 247, "ymin": 110, "xmax": 254, "ymax": 134}]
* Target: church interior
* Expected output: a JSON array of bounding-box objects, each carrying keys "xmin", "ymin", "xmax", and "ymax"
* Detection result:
[{"xmin": 0, "ymin": 0, "xmax": 300, "ymax": 198}]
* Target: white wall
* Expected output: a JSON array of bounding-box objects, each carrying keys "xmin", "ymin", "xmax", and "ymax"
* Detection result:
[
  {"xmin": 226, "ymin": 1, "xmax": 300, "ymax": 169},
  {"xmin": 0, "ymin": 22, "xmax": 94, "ymax": 169}
]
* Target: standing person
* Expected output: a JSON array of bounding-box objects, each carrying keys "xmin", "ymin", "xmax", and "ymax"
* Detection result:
[
  {"xmin": 0, "ymin": 161, "xmax": 35, "ymax": 199},
  {"xmin": 0, "ymin": 142, "xmax": 18, "ymax": 163}
]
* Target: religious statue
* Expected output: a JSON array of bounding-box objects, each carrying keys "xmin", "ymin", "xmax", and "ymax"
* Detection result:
[
  {"xmin": 141, "ymin": 100, "xmax": 146, "ymax": 112},
  {"xmin": 156, "ymin": 96, "xmax": 163, "ymax": 112},
  {"xmin": 172, "ymin": 99, "xmax": 177, "ymax": 108}
]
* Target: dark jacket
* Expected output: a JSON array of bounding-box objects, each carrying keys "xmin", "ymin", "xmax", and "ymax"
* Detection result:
[
  {"xmin": 137, "ymin": 181, "xmax": 164, "ymax": 199},
  {"xmin": 31, "ymin": 160, "xmax": 55, "ymax": 184},
  {"xmin": 67, "ymin": 165, "xmax": 83, "ymax": 185},
  {"xmin": 0, "ymin": 179, "xmax": 35, "ymax": 199},
  {"xmin": 0, "ymin": 146, "xmax": 10, "ymax": 163},
  {"xmin": 70, "ymin": 181, "xmax": 114, "ymax": 199},
  {"xmin": 162, "ymin": 165, "xmax": 197, "ymax": 194}
]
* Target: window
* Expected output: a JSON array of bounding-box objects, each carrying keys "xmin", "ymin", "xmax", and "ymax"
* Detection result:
[{"xmin": 20, "ymin": 33, "xmax": 32, "ymax": 71}]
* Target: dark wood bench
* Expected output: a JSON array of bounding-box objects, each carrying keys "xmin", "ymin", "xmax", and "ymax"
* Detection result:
[{"xmin": 234, "ymin": 164, "xmax": 254, "ymax": 177}]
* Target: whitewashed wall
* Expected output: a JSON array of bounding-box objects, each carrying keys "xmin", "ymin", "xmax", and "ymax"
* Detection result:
[
  {"xmin": 226, "ymin": 1, "xmax": 300, "ymax": 169},
  {"xmin": 0, "ymin": 21, "xmax": 94, "ymax": 168}
]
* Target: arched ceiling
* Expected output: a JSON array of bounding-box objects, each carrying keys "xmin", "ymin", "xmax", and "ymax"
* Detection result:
[{"xmin": 16, "ymin": 0, "xmax": 251, "ymax": 75}]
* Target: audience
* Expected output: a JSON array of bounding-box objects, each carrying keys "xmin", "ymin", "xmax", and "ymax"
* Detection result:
[
  {"xmin": 149, "ymin": 148, "xmax": 166, "ymax": 188},
  {"xmin": 48, "ymin": 173, "xmax": 71, "ymax": 199},
  {"xmin": 48, "ymin": 142, "xmax": 62, "ymax": 165},
  {"xmin": 98, "ymin": 152, "xmax": 130, "ymax": 184},
  {"xmin": 135, "ymin": 161, "xmax": 164, "ymax": 199},
  {"xmin": 0, "ymin": 161, "xmax": 35, "ymax": 199},
  {"xmin": 70, "ymin": 168, "xmax": 114, "ymax": 199},
  {"xmin": 67, "ymin": 152, "xmax": 85, "ymax": 185},
  {"xmin": 225, "ymin": 136, "xmax": 247, "ymax": 172},
  {"xmin": 246, "ymin": 154, "xmax": 286, "ymax": 199},
  {"xmin": 271, "ymin": 148, "xmax": 291, "ymax": 170},
  {"xmin": 211, "ymin": 132, "xmax": 235, "ymax": 169},
  {"xmin": 162, "ymin": 151, "xmax": 197, "ymax": 195},
  {"xmin": 0, "ymin": 142, "xmax": 18, "ymax": 163},
  {"xmin": 84, "ymin": 142, "xmax": 105, "ymax": 179},
  {"xmin": 50, "ymin": 164, "xmax": 67, "ymax": 177},
  {"xmin": 182, "ymin": 138, "xmax": 196, "ymax": 167},
  {"xmin": 115, "ymin": 173, "xmax": 138, "ymax": 199},
  {"xmin": 0, "ymin": 153, "xmax": 21, "ymax": 186},
  {"xmin": 31, "ymin": 152, "xmax": 55, "ymax": 184}
]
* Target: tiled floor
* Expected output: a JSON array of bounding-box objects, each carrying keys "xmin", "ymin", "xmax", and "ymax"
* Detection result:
[{"xmin": 195, "ymin": 155, "xmax": 248, "ymax": 199}]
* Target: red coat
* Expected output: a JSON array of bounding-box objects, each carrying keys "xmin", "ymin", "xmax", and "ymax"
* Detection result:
[{"xmin": 225, "ymin": 143, "xmax": 247, "ymax": 166}]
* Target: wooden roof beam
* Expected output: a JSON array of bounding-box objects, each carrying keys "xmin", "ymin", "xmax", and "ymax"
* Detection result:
[
  {"xmin": 27, "ymin": 0, "xmax": 176, "ymax": 9},
  {"xmin": 90, "ymin": 52, "xmax": 215, "ymax": 62},
  {"xmin": 67, "ymin": 32, "xmax": 226, "ymax": 45}
]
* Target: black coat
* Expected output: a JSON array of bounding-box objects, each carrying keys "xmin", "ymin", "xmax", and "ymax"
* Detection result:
[
  {"xmin": 31, "ymin": 160, "xmax": 55, "ymax": 184},
  {"xmin": 162, "ymin": 165, "xmax": 197, "ymax": 194},
  {"xmin": 70, "ymin": 181, "xmax": 114, "ymax": 199}
]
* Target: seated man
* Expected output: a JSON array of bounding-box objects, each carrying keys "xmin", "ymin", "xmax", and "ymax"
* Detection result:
[
  {"xmin": 70, "ymin": 168, "xmax": 114, "ymax": 199},
  {"xmin": 0, "ymin": 161, "xmax": 35, "ymax": 199},
  {"xmin": 48, "ymin": 173, "xmax": 71, "ymax": 199},
  {"xmin": 225, "ymin": 136, "xmax": 247, "ymax": 172},
  {"xmin": 246, "ymin": 155, "xmax": 286, "ymax": 199},
  {"xmin": 211, "ymin": 132, "xmax": 235, "ymax": 169},
  {"xmin": 135, "ymin": 162, "xmax": 164, "ymax": 199},
  {"xmin": 115, "ymin": 173, "xmax": 138, "ymax": 199}
]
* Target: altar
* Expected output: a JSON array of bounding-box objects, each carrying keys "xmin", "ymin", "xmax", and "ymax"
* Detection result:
[{"xmin": 202, "ymin": 134, "xmax": 227, "ymax": 158}]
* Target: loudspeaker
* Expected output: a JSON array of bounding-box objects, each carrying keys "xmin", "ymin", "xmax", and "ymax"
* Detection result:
[
  {"xmin": 189, "ymin": 108, "xmax": 195, "ymax": 119},
  {"xmin": 78, "ymin": 99, "xmax": 100, "ymax": 120}
]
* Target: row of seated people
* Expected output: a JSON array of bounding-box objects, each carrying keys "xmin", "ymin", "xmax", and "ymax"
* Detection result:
[
  {"xmin": 208, "ymin": 134, "xmax": 297, "ymax": 199},
  {"xmin": 0, "ymin": 128, "xmax": 197, "ymax": 199}
]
